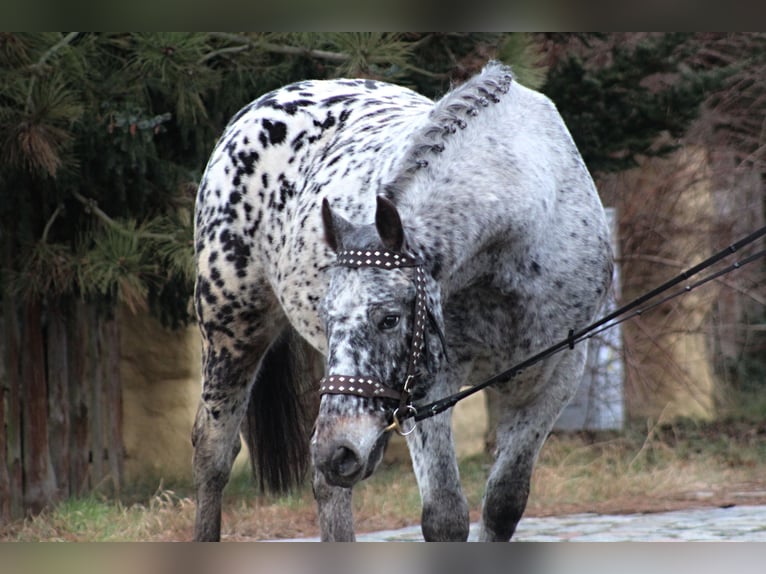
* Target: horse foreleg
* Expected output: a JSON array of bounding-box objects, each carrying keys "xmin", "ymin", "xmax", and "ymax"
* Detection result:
[
  {"xmin": 478, "ymin": 407, "xmax": 542, "ymax": 542},
  {"xmin": 406, "ymin": 410, "xmax": 469, "ymax": 541},
  {"xmin": 479, "ymin": 350, "xmax": 586, "ymax": 541},
  {"xmin": 313, "ymin": 469, "xmax": 355, "ymax": 541}
]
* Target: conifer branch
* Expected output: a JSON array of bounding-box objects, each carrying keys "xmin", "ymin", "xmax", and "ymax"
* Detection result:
[
  {"xmin": 41, "ymin": 204, "xmax": 64, "ymax": 243},
  {"xmin": 256, "ymin": 41, "xmax": 349, "ymax": 63},
  {"xmin": 25, "ymin": 32, "xmax": 80, "ymax": 113},
  {"xmin": 70, "ymin": 189, "xmax": 121, "ymax": 230},
  {"xmin": 203, "ymin": 33, "xmax": 349, "ymax": 64},
  {"xmin": 202, "ymin": 32, "xmax": 448, "ymax": 79},
  {"xmin": 36, "ymin": 32, "xmax": 80, "ymax": 68},
  {"xmin": 400, "ymin": 64, "xmax": 449, "ymax": 79},
  {"xmin": 70, "ymin": 189, "xmax": 176, "ymax": 242},
  {"xmin": 197, "ymin": 43, "xmax": 250, "ymax": 64}
]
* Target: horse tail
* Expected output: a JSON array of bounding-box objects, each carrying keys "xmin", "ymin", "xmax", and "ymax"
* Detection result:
[{"xmin": 242, "ymin": 325, "xmax": 320, "ymax": 495}]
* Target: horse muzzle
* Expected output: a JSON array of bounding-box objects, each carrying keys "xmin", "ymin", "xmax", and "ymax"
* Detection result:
[{"xmin": 311, "ymin": 410, "xmax": 391, "ymax": 488}]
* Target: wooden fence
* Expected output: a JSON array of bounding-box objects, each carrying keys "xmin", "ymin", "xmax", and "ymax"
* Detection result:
[{"xmin": 0, "ymin": 297, "xmax": 123, "ymax": 522}]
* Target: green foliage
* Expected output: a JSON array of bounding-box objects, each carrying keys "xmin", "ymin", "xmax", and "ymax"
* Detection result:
[
  {"xmin": 45, "ymin": 496, "xmax": 127, "ymax": 540},
  {"xmin": 0, "ymin": 32, "xmax": 751, "ymax": 329},
  {"xmin": 126, "ymin": 33, "xmax": 220, "ymax": 124},
  {"xmin": 1, "ymin": 33, "xmax": 224, "ymax": 326},
  {"xmin": 321, "ymin": 32, "xmax": 415, "ymax": 79},
  {"xmin": 11, "ymin": 239, "xmax": 77, "ymax": 300},
  {"xmin": 496, "ymin": 34, "xmax": 548, "ymax": 90},
  {"xmin": 542, "ymin": 33, "xmax": 732, "ymax": 174},
  {"xmin": 77, "ymin": 223, "xmax": 153, "ymax": 314},
  {"xmin": 0, "ymin": 32, "xmax": 540, "ymax": 327}
]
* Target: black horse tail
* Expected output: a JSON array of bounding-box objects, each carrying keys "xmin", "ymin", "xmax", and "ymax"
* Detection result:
[{"xmin": 242, "ymin": 325, "xmax": 320, "ymax": 495}]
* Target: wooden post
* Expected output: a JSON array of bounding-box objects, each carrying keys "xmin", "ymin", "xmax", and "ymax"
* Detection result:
[
  {"xmin": 88, "ymin": 306, "xmax": 104, "ymax": 488},
  {"xmin": 21, "ymin": 298, "xmax": 56, "ymax": 513},
  {"xmin": 68, "ymin": 300, "xmax": 90, "ymax": 496},
  {"xmin": 103, "ymin": 317, "xmax": 123, "ymax": 494},
  {"xmin": 0, "ymin": 319, "xmax": 9, "ymax": 523},
  {"xmin": 46, "ymin": 300, "xmax": 70, "ymax": 500},
  {"xmin": 2, "ymin": 254, "xmax": 23, "ymax": 518}
]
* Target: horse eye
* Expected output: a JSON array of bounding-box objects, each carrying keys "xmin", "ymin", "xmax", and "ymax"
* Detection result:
[{"xmin": 378, "ymin": 314, "xmax": 400, "ymax": 330}]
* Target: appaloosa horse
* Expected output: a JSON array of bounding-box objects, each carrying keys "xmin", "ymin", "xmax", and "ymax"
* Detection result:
[{"xmin": 192, "ymin": 61, "xmax": 613, "ymax": 541}]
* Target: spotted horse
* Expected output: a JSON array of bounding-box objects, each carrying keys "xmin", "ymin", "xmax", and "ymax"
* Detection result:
[{"xmin": 192, "ymin": 61, "xmax": 613, "ymax": 542}]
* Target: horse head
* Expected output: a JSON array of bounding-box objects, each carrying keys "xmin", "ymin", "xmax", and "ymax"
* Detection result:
[{"xmin": 312, "ymin": 195, "xmax": 447, "ymax": 488}]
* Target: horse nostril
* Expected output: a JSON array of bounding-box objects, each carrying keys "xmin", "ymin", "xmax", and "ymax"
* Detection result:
[{"xmin": 331, "ymin": 444, "xmax": 362, "ymax": 478}]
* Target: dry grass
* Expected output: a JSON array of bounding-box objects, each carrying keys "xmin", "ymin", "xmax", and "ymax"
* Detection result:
[
  {"xmin": 528, "ymin": 431, "xmax": 765, "ymax": 516},
  {"xmin": 0, "ymin": 488, "xmax": 198, "ymax": 541},
  {"xmin": 4, "ymin": 395, "xmax": 766, "ymax": 541}
]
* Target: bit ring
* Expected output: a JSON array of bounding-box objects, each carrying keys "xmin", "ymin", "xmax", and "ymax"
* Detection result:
[{"xmin": 385, "ymin": 405, "xmax": 417, "ymax": 436}]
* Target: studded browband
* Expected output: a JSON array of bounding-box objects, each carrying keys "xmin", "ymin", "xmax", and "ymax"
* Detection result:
[{"xmin": 319, "ymin": 248, "xmax": 428, "ymax": 432}]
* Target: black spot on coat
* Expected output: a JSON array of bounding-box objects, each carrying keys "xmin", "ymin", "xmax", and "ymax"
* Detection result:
[{"xmin": 262, "ymin": 119, "xmax": 287, "ymax": 145}]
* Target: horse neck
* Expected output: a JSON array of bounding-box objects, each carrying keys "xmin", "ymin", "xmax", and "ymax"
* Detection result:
[
  {"xmin": 394, "ymin": 136, "xmax": 557, "ymax": 293},
  {"xmin": 398, "ymin": 186, "xmax": 527, "ymax": 294},
  {"xmin": 381, "ymin": 64, "xmax": 568, "ymax": 292}
]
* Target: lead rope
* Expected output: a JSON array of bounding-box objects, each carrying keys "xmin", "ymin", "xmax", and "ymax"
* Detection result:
[{"xmin": 401, "ymin": 224, "xmax": 766, "ymax": 426}]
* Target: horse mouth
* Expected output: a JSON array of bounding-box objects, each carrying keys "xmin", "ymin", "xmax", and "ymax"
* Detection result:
[{"xmin": 363, "ymin": 429, "xmax": 391, "ymax": 479}]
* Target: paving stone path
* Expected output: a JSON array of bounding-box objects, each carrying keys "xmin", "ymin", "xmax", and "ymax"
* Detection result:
[{"xmin": 274, "ymin": 505, "xmax": 766, "ymax": 541}]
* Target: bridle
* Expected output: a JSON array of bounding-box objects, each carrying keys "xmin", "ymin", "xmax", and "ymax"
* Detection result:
[{"xmin": 318, "ymin": 248, "xmax": 428, "ymax": 436}]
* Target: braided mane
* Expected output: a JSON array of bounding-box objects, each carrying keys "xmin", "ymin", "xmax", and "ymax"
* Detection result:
[{"xmin": 383, "ymin": 61, "xmax": 514, "ymax": 201}]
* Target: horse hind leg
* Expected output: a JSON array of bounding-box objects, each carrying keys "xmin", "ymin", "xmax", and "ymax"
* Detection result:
[
  {"xmin": 192, "ymin": 338, "xmax": 259, "ymax": 541},
  {"xmin": 191, "ymin": 289, "xmax": 287, "ymax": 541},
  {"xmin": 192, "ymin": 316, "xmax": 318, "ymax": 541}
]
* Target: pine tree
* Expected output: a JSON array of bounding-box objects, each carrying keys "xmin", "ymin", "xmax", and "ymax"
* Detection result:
[{"xmin": 540, "ymin": 33, "xmax": 731, "ymax": 175}]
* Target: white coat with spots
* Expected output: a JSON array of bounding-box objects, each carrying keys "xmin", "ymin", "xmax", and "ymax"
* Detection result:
[{"xmin": 192, "ymin": 61, "xmax": 613, "ymax": 541}]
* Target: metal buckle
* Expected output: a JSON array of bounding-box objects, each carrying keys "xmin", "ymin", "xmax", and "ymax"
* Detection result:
[{"xmin": 384, "ymin": 404, "xmax": 417, "ymax": 436}]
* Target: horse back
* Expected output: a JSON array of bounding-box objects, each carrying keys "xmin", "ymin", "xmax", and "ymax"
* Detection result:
[{"xmin": 194, "ymin": 79, "xmax": 431, "ymax": 349}]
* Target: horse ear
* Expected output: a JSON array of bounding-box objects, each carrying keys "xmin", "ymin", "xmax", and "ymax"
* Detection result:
[
  {"xmin": 322, "ymin": 198, "xmax": 354, "ymax": 253},
  {"xmin": 321, "ymin": 198, "xmax": 345, "ymax": 252},
  {"xmin": 375, "ymin": 195, "xmax": 405, "ymax": 252}
]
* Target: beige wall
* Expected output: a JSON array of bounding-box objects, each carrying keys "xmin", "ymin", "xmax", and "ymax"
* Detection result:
[
  {"xmin": 613, "ymin": 147, "xmax": 719, "ymax": 421},
  {"xmin": 120, "ymin": 307, "xmax": 201, "ymax": 483},
  {"xmin": 119, "ymin": 308, "xmax": 487, "ymax": 482}
]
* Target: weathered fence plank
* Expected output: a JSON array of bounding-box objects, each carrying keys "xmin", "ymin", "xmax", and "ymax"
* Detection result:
[
  {"xmin": 88, "ymin": 306, "xmax": 105, "ymax": 487},
  {"xmin": 47, "ymin": 302, "xmax": 71, "ymax": 499},
  {"xmin": 21, "ymin": 299, "xmax": 56, "ymax": 513},
  {"xmin": 103, "ymin": 317, "xmax": 123, "ymax": 494},
  {"xmin": 0, "ymin": 320, "xmax": 9, "ymax": 523},
  {"xmin": 68, "ymin": 300, "xmax": 91, "ymax": 497},
  {"xmin": 2, "ymin": 251, "xmax": 23, "ymax": 518}
]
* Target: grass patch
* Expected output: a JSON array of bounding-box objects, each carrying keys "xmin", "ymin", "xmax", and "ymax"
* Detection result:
[
  {"xmin": 1, "ymin": 489, "xmax": 196, "ymax": 542},
  {"xmin": 3, "ymin": 411, "xmax": 766, "ymax": 541}
]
